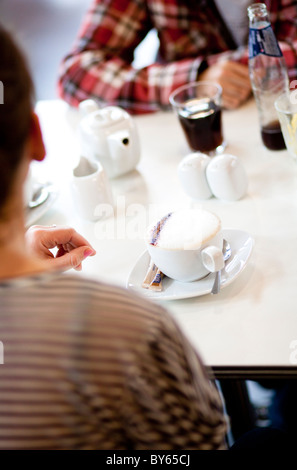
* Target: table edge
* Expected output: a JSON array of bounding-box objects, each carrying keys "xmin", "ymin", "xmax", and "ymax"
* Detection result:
[{"xmin": 208, "ymin": 365, "xmax": 297, "ymax": 380}]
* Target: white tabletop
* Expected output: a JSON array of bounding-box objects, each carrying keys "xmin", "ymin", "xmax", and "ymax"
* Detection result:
[{"xmin": 33, "ymin": 98, "xmax": 297, "ymax": 376}]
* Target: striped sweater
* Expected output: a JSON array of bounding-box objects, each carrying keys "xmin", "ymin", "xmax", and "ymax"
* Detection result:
[{"xmin": 0, "ymin": 272, "xmax": 227, "ymax": 450}]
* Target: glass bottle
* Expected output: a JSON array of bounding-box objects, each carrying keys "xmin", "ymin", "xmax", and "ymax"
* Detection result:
[{"xmin": 247, "ymin": 3, "xmax": 289, "ymax": 150}]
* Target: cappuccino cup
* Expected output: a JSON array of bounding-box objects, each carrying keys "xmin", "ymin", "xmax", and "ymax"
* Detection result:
[{"xmin": 145, "ymin": 208, "xmax": 224, "ymax": 282}]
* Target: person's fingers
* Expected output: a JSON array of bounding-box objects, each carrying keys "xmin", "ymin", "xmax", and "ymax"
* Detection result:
[
  {"xmin": 56, "ymin": 245, "xmax": 66, "ymax": 258},
  {"xmin": 47, "ymin": 226, "xmax": 95, "ymax": 251},
  {"xmin": 221, "ymin": 89, "xmax": 246, "ymax": 109},
  {"xmin": 219, "ymin": 72, "xmax": 251, "ymax": 109},
  {"xmin": 221, "ymin": 84, "xmax": 251, "ymax": 108},
  {"xmin": 224, "ymin": 61, "xmax": 250, "ymax": 79},
  {"xmin": 223, "ymin": 75, "xmax": 251, "ymax": 93},
  {"xmin": 29, "ymin": 225, "xmax": 96, "ymax": 254},
  {"xmin": 198, "ymin": 61, "xmax": 251, "ymax": 109},
  {"xmin": 52, "ymin": 246, "xmax": 95, "ymax": 271},
  {"xmin": 25, "ymin": 225, "xmax": 96, "ymax": 272},
  {"xmin": 222, "ymin": 84, "xmax": 251, "ymax": 108},
  {"xmin": 222, "ymin": 95, "xmax": 240, "ymax": 109},
  {"xmin": 220, "ymin": 77, "xmax": 250, "ymax": 98},
  {"xmin": 200, "ymin": 61, "xmax": 251, "ymax": 86},
  {"xmin": 219, "ymin": 66, "xmax": 251, "ymax": 93}
]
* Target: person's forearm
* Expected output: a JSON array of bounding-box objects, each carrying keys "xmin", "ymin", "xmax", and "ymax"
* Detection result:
[{"xmin": 58, "ymin": 52, "xmax": 207, "ymax": 113}]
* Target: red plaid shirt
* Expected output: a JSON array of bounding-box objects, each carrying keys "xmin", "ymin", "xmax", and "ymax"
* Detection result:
[{"xmin": 58, "ymin": 0, "xmax": 297, "ymax": 113}]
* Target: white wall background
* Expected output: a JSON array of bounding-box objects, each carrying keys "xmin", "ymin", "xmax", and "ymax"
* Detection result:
[{"xmin": 0, "ymin": 0, "xmax": 159, "ymax": 100}]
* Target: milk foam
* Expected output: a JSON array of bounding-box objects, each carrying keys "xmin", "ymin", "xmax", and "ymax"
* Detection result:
[{"xmin": 148, "ymin": 209, "xmax": 221, "ymax": 250}]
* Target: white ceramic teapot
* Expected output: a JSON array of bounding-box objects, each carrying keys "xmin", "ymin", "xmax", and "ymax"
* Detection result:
[{"xmin": 78, "ymin": 100, "xmax": 141, "ymax": 179}]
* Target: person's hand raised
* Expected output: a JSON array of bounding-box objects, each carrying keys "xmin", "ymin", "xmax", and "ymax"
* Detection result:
[
  {"xmin": 199, "ymin": 61, "xmax": 252, "ymax": 109},
  {"xmin": 25, "ymin": 225, "xmax": 96, "ymax": 272}
]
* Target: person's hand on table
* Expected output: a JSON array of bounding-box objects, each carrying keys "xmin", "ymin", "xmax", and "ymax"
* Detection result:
[
  {"xmin": 199, "ymin": 61, "xmax": 252, "ymax": 110},
  {"xmin": 25, "ymin": 225, "xmax": 96, "ymax": 272}
]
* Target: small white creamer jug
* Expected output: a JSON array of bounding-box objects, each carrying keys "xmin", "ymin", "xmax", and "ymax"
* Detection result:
[{"xmin": 71, "ymin": 156, "xmax": 114, "ymax": 221}]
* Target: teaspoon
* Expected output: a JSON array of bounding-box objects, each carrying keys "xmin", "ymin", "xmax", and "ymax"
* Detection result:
[{"xmin": 211, "ymin": 239, "xmax": 231, "ymax": 295}]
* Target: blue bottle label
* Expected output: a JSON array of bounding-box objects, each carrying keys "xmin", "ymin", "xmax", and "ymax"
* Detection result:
[{"xmin": 249, "ymin": 25, "xmax": 283, "ymax": 58}]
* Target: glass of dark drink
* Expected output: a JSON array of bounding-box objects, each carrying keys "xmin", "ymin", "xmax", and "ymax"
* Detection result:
[{"xmin": 169, "ymin": 81, "xmax": 226, "ymax": 156}]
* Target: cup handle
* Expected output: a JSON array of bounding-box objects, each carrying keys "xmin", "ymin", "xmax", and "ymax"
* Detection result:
[{"xmin": 201, "ymin": 245, "xmax": 224, "ymax": 273}]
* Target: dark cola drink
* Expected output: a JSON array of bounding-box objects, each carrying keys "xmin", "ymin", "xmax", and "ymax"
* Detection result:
[
  {"xmin": 248, "ymin": 4, "xmax": 289, "ymax": 151},
  {"xmin": 261, "ymin": 120, "xmax": 286, "ymax": 151},
  {"xmin": 178, "ymin": 98, "xmax": 223, "ymax": 154}
]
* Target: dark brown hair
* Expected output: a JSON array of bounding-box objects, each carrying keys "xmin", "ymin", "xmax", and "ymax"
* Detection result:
[{"xmin": 0, "ymin": 25, "xmax": 34, "ymax": 209}]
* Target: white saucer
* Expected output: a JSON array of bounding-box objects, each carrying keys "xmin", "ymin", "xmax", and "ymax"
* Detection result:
[
  {"xmin": 25, "ymin": 183, "xmax": 59, "ymax": 228},
  {"xmin": 126, "ymin": 229, "xmax": 254, "ymax": 300}
]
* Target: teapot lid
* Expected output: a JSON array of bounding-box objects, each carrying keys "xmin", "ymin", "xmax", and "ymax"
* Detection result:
[
  {"xmin": 84, "ymin": 106, "xmax": 130, "ymax": 130},
  {"xmin": 79, "ymin": 99, "xmax": 100, "ymax": 118}
]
